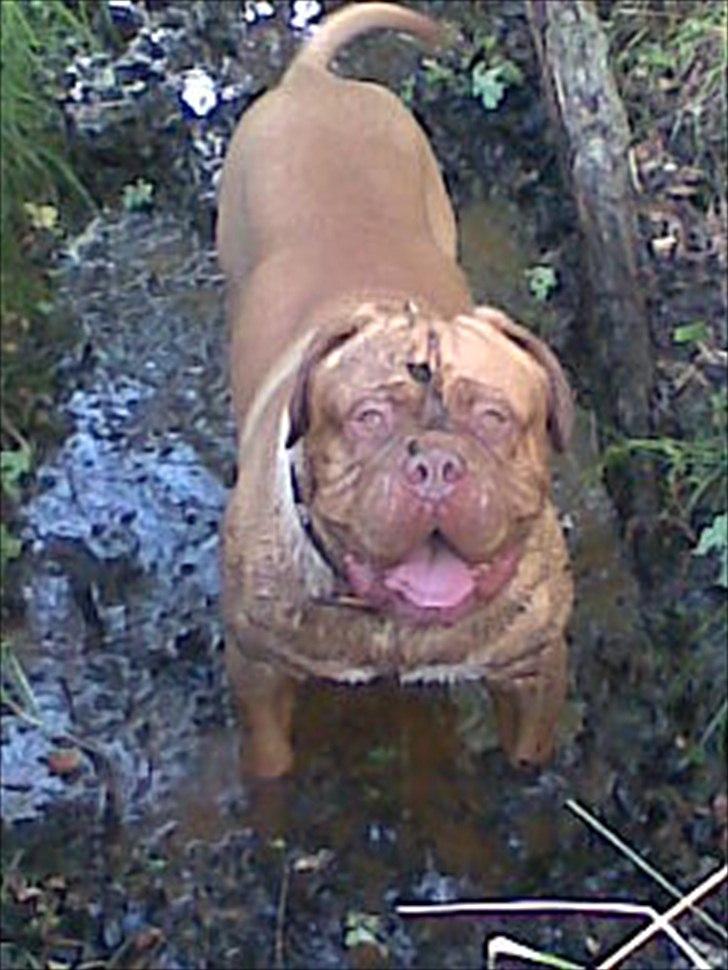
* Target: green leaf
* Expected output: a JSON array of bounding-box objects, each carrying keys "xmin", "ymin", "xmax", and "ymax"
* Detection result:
[
  {"xmin": 693, "ymin": 513, "xmax": 727, "ymax": 587},
  {"xmin": 471, "ymin": 63, "xmax": 506, "ymax": 110},
  {"xmin": 122, "ymin": 178, "xmax": 154, "ymax": 213},
  {"xmin": 399, "ymin": 74, "xmax": 415, "ymax": 106},
  {"xmin": 475, "ymin": 32, "xmax": 498, "ymax": 57},
  {"xmin": 421, "ymin": 57, "xmax": 456, "ymax": 87},
  {"xmin": 471, "ymin": 59, "xmax": 522, "ymax": 111},
  {"xmin": 1, "ymin": 446, "xmax": 32, "ymax": 502},
  {"xmin": 0, "ymin": 522, "xmax": 22, "ymax": 566},
  {"xmin": 525, "ymin": 264, "xmax": 558, "ymax": 302},
  {"xmin": 23, "ymin": 201, "xmax": 58, "ymax": 230},
  {"xmin": 365, "ymin": 745, "xmax": 397, "ymax": 766},
  {"xmin": 344, "ymin": 912, "xmax": 385, "ymax": 952},
  {"xmin": 498, "ymin": 59, "xmax": 524, "ymax": 86},
  {"xmin": 673, "ymin": 321, "xmax": 709, "ymax": 344}
]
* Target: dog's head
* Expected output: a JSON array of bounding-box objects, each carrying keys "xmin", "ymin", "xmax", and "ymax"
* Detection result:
[{"xmin": 287, "ymin": 302, "xmax": 572, "ymax": 625}]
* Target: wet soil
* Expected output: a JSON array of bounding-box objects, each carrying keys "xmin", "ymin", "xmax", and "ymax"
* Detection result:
[{"xmin": 2, "ymin": 3, "xmax": 725, "ymax": 968}]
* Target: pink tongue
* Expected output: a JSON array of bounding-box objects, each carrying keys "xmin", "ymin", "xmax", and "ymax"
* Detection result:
[{"xmin": 383, "ymin": 540, "xmax": 474, "ymax": 608}]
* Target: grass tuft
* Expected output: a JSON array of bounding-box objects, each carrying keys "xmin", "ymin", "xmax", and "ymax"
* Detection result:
[{"xmin": 0, "ymin": 0, "xmax": 96, "ymax": 322}]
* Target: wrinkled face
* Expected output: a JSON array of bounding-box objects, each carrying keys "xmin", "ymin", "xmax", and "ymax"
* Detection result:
[{"xmin": 296, "ymin": 306, "xmax": 566, "ymax": 625}]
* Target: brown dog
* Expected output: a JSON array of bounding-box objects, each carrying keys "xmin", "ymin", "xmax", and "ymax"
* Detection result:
[{"xmin": 217, "ymin": 2, "xmax": 574, "ymax": 778}]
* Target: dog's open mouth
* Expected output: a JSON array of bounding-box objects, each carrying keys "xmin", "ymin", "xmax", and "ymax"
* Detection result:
[
  {"xmin": 382, "ymin": 532, "xmax": 474, "ymax": 609},
  {"xmin": 343, "ymin": 532, "xmax": 521, "ymax": 624}
]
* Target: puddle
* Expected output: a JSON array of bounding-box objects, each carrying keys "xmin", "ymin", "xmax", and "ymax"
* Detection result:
[{"xmin": 1, "ymin": 202, "xmax": 664, "ymax": 966}]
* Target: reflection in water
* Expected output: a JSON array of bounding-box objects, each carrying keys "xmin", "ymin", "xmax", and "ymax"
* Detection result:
[{"xmin": 163, "ymin": 680, "xmax": 569, "ymax": 896}]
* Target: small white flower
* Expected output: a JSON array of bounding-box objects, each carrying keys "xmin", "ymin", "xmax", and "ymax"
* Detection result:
[
  {"xmin": 290, "ymin": 0, "xmax": 322, "ymax": 31},
  {"xmin": 244, "ymin": 0, "xmax": 275, "ymax": 23},
  {"xmin": 181, "ymin": 68, "xmax": 218, "ymax": 117}
]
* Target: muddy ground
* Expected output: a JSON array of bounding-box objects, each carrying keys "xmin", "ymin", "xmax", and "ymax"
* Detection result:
[{"xmin": 2, "ymin": 2, "xmax": 725, "ymax": 968}]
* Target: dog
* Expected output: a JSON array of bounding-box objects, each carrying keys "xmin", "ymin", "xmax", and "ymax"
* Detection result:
[{"xmin": 217, "ymin": 1, "xmax": 574, "ymax": 778}]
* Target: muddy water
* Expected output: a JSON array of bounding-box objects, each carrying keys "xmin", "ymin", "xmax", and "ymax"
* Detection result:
[
  {"xmin": 2, "ymin": 202, "xmax": 675, "ymax": 969},
  {"xmin": 2, "ymin": 6, "xmax": 724, "ymax": 969}
]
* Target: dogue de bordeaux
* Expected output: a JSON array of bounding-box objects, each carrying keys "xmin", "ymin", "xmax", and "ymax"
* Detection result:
[{"xmin": 217, "ymin": 1, "xmax": 574, "ymax": 778}]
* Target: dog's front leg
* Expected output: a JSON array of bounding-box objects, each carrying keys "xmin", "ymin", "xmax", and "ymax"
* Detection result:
[
  {"xmin": 485, "ymin": 635, "xmax": 567, "ymax": 767},
  {"xmin": 225, "ymin": 641, "xmax": 297, "ymax": 779}
]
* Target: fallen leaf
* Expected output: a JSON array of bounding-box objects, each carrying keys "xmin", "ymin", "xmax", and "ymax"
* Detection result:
[{"xmin": 47, "ymin": 747, "xmax": 83, "ymax": 776}]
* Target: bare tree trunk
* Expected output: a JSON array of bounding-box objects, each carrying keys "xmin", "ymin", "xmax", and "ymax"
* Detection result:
[{"xmin": 526, "ymin": 0, "xmax": 654, "ymax": 438}]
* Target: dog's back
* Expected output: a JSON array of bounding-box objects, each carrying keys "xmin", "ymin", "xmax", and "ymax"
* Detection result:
[{"xmin": 217, "ymin": 2, "xmax": 471, "ymax": 423}]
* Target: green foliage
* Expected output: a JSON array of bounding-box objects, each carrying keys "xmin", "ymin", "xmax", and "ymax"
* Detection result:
[
  {"xmin": 468, "ymin": 28, "xmax": 523, "ymax": 111},
  {"xmin": 399, "ymin": 72, "xmax": 416, "ymax": 107},
  {"xmin": 614, "ymin": 1, "xmax": 726, "ymax": 85},
  {"xmin": 673, "ymin": 321, "xmax": 710, "ymax": 344},
  {"xmin": 604, "ymin": 389, "xmax": 727, "ymax": 584},
  {"xmin": 471, "ymin": 59, "xmax": 523, "ymax": 111},
  {"xmin": 0, "ymin": 0, "xmax": 95, "ymax": 320},
  {"xmin": 23, "ymin": 202, "xmax": 60, "ymax": 233},
  {"xmin": 122, "ymin": 178, "xmax": 155, "ymax": 213},
  {"xmin": 1, "ymin": 1, "xmax": 97, "ymax": 581},
  {"xmin": 407, "ymin": 26, "xmax": 523, "ymax": 112},
  {"xmin": 693, "ymin": 513, "xmax": 727, "ymax": 587},
  {"xmin": 525, "ymin": 264, "xmax": 558, "ymax": 302},
  {"xmin": 608, "ymin": 0, "xmax": 727, "ymax": 153},
  {"xmin": 1, "ymin": 445, "xmax": 31, "ymax": 573},
  {"xmin": 344, "ymin": 912, "xmax": 387, "ymax": 955},
  {"xmin": 365, "ymin": 744, "xmax": 398, "ymax": 766},
  {"xmin": 0, "ymin": 525, "xmax": 22, "ymax": 571},
  {"xmin": 1, "ymin": 446, "xmax": 32, "ymax": 503},
  {"xmin": 419, "ymin": 56, "xmax": 469, "ymax": 98}
]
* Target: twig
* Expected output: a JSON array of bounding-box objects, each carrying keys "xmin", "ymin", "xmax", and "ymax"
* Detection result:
[
  {"xmin": 2, "ymin": 646, "xmax": 41, "ymax": 719},
  {"xmin": 597, "ymin": 864, "xmax": 727, "ymax": 969},
  {"xmin": 565, "ymin": 798, "xmax": 727, "ymax": 941},
  {"xmin": 0, "ymin": 407, "xmax": 29, "ymax": 451},
  {"xmin": 274, "ymin": 853, "xmax": 290, "ymax": 970},
  {"xmin": 697, "ymin": 698, "xmax": 727, "ymax": 750},
  {"xmin": 2, "ymin": 694, "xmax": 47, "ymax": 731}
]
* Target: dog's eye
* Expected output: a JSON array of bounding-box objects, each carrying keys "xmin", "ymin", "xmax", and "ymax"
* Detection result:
[
  {"xmin": 472, "ymin": 403, "xmax": 513, "ymax": 441},
  {"xmin": 355, "ymin": 407, "xmax": 385, "ymax": 430},
  {"xmin": 349, "ymin": 402, "xmax": 391, "ymax": 437},
  {"xmin": 478, "ymin": 406, "xmax": 507, "ymax": 425}
]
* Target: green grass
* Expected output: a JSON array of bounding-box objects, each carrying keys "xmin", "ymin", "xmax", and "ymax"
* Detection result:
[
  {"xmin": 0, "ymin": 0, "xmax": 95, "ymax": 322},
  {"xmin": 604, "ymin": 387, "xmax": 727, "ymax": 587},
  {"xmin": 1, "ymin": 1, "xmax": 99, "ymax": 581},
  {"xmin": 607, "ymin": 0, "xmax": 727, "ymax": 187}
]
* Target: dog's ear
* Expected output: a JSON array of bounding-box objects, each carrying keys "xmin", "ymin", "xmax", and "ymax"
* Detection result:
[
  {"xmin": 285, "ymin": 347, "xmax": 317, "ymax": 449},
  {"xmin": 286, "ymin": 329, "xmax": 357, "ymax": 448},
  {"xmin": 472, "ymin": 307, "xmax": 574, "ymax": 451}
]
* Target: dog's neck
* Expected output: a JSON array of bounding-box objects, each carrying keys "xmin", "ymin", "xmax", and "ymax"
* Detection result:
[
  {"xmin": 287, "ymin": 441, "xmax": 340, "ymax": 578},
  {"xmin": 286, "ymin": 438, "xmax": 383, "ymax": 615}
]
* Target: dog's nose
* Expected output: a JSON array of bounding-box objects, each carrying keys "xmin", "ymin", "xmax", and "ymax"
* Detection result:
[{"xmin": 404, "ymin": 446, "xmax": 465, "ymax": 500}]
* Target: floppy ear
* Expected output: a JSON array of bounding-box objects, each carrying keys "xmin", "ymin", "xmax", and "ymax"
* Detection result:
[
  {"xmin": 285, "ymin": 348, "xmax": 317, "ymax": 449},
  {"xmin": 286, "ymin": 329, "xmax": 357, "ymax": 448},
  {"xmin": 473, "ymin": 306, "xmax": 574, "ymax": 451}
]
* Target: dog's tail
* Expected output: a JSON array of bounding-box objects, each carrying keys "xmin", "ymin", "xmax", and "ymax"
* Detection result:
[{"xmin": 287, "ymin": 1, "xmax": 442, "ymax": 75}]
